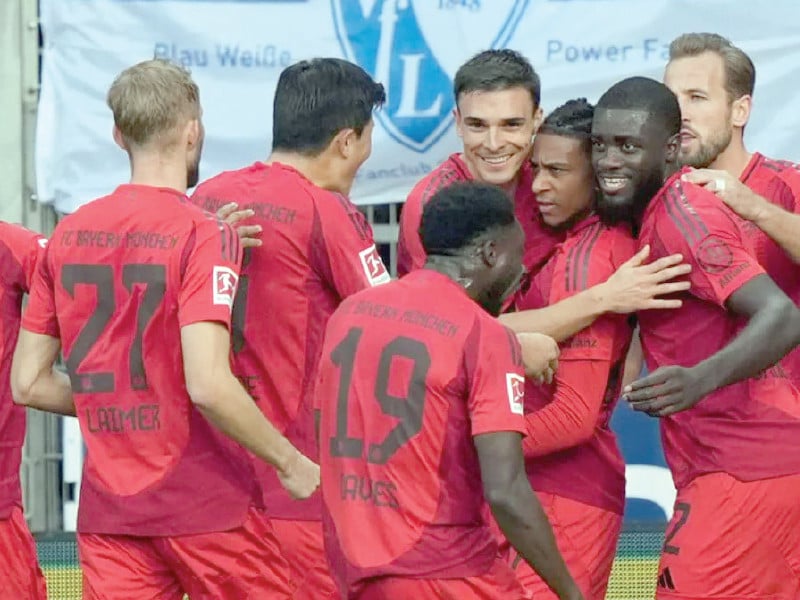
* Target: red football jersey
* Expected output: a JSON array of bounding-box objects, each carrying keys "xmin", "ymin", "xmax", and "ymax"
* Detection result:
[
  {"xmin": 738, "ymin": 153, "xmax": 800, "ymax": 383},
  {"xmin": 515, "ymin": 215, "xmax": 632, "ymax": 514},
  {"xmin": 0, "ymin": 223, "xmax": 46, "ymax": 519},
  {"xmin": 316, "ymin": 269, "xmax": 526, "ymax": 595},
  {"xmin": 22, "ymin": 184, "xmax": 259, "ymax": 536},
  {"xmin": 192, "ymin": 162, "xmax": 389, "ymax": 521},
  {"xmin": 397, "ymin": 154, "xmax": 562, "ymax": 277},
  {"xmin": 638, "ymin": 173, "xmax": 800, "ymax": 489}
]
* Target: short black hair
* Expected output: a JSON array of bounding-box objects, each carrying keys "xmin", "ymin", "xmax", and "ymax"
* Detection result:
[
  {"xmin": 271, "ymin": 58, "xmax": 386, "ymax": 156},
  {"xmin": 453, "ymin": 49, "xmax": 540, "ymax": 108},
  {"xmin": 420, "ymin": 182, "xmax": 516, "ymax": 256},
  {"xmin": 596, "ymin": 76, "xmax": 681, "ymax": 138},
  {"xmin": 538, "ymin": 98, "xmax": 594, "ymax": 157}
]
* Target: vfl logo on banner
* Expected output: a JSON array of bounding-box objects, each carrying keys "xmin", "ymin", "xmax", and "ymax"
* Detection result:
[{"xmin": 331, "ymin": 0, "xmax": 529, "ymax": 152}]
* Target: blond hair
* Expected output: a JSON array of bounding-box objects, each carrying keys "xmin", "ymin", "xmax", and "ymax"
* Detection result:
[
  {"xmin": 669, "ymin": 33, "xmax": 755, "ymax": 102},
  {"xmin": 106, "ymin": 59, "xmax": 200, "ymax": 148}
]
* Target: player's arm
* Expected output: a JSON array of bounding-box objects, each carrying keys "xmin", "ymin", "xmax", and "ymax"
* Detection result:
[
  {"xmin": 684, "ymin": 168, "xmax": 800, "ymax": 263},
  {"xmin": 476, "ymin": 432, "xmax": 583, "ymax": 600},
  {"xmin": 499, "ymin": 246, "xmax": 690, "ymax": 341},
  {"xmin": 627, "ymin": 275, "xmax": 800, "ymax": 415},
  {"xmin": 181, "ymin": 321, "xmax": 319, "ymax": 498},
  {"xmin": 522, "ymin": 359, "xmax": 610, "ymax": 458},
  {"xmin": 11, "ymin": 330, "xmax": 75, "ymax": 416}
]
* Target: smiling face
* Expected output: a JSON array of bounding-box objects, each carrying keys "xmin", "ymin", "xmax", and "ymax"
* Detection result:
[
  {"xmin": 664, "ymin": 52, "xmax": 735, "ymax": 168},
  {"xmin": 455, "ymin": 86, "xmax": 541, "ymax": 187},
  {"xmin": 531, "ymin": 133, "xmax": 595, "ymax": 230},
  {"xmin": 591, "ymin": 107, "xmax": 677, "ymax": 224}
]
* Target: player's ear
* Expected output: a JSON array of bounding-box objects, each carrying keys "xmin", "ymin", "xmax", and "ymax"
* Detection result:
[
  {"xmin": 479, "ymin": 239, "xmax": 499, "ymax": 268},
  {"xmin": 185, "ymin": 119, "xmax": 201, "ymax": 150},
  {"xmin": 332, "ymin": 128, "xmax": 356, "ymax": 159},
  {"xmin": 664, "ymin": 132, "xmax": 680, "ymax": 164},
  {"xmin": 112, "ymin": 125, "xmax": 128, "ymax": 152},
  {"xmin": 532, "ymin": 105, "xmax": 544, "ymax": 133},
  {"xmin": 454, "ymin": 107, "xmax": 464, "ymax": 139},
  {"xmin": 731, "ymin": 94, "xmax": 752, "ymax": 129}
]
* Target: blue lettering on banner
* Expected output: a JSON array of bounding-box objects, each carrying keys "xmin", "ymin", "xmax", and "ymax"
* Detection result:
[
  {"xmin": 355, "ymin": 160, "xmax": 437, "ymax": 181},
  {"xmin": 546, "ymin": 37, "xmax": 670, "ymax": 63},
  {"xmin": 153, "ymin": 42, "xmax": 292, "ymax": 69},
  {"xmin": 331, "ymin": 0, "xmax": 528, "ymax": 153}
]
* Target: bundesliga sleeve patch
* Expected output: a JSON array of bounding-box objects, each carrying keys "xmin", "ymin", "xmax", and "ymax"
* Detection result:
[
  {"xmin": 212, "ymin": 266, "xmax": 238, "ymax": 308},
  {"xmin": 505, "ymin": 373, "xmax": 525, "ymax": 416},
  {"xmin": 359, "ymin": 245, "xmax": 391, "ymax": 286}
]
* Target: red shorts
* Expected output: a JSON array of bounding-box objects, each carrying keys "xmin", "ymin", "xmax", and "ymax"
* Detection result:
[
  {"xmin": 78, "ymin": 506, "xmax": 292, "ymax": 600},
  {"xmin": 354, "ymin": 557, "xmax": 531, "ymax": 600},
  {"xmin": 0, "ymin": 506, "xmax": 47, "ymax": 600},
  {"xmin": 500, "ymin": 493, "xmax": 622, "ymax": 600},
  {"xmin": 656, "ymin": 472, "xmax": 800, "ymax": 600},
  {"xmin": 269, "ymin": 518, "xmax": 337, "ymax": 599}
]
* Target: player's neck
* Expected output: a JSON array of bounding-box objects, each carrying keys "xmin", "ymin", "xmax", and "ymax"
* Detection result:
[
  {"xmin": 129, "ymin": 154, "xmax": 189, "ymax": 194},
  {"xmin": 709, "ymin": 138, "xmax": 752, "ymax": 179},
  {"xmin": 424, "ymin": 260, "xmax": 479, "ymax": 300},
  {"xmin": 267, "ymin": 151, "xmax": 351, "ymax": 195}
]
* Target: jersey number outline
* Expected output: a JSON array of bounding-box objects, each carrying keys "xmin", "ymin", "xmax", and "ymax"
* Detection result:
[
  {"xmin": 329, "ymin": 327, "xmax": 431, "ymax": 464},
  {"xmin": 62, "ymin": 264, "xmax": 166, "ymax": 393}
]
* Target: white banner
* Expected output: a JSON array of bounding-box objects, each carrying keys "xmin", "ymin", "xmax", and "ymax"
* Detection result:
[{"xmin": 37, "ymin": 0, "xmax": 800, "ymax": 213}]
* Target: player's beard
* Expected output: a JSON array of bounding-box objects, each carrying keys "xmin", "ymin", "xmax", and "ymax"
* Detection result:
[
  {"xmin": 679, "ymin": 125, "xmax": 732, "ymax": 169},
  {"xmin": 597, "ymin": 170, "xmax": 662, "ymax": 227},
  {"xmin": 485, "ymin": 266, "xmax": 525, "ymax": 317}
]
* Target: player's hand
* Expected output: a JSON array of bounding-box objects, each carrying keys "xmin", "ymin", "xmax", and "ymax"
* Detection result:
[
  {"xmin": 598, "ymin": 245, "xmax": 691, "ymax": 313},
  {"xmin": 277, "ymin": 450, "xmax": 320, "ymax": 499},
  {"xmin": 622, "ymin": 365, "xmax": 706, "ymax": 417},
  {"xmin": 216, "ymin": 202, "xmax": 263, "ymax": 248},
  {"xmin": 517, "ymin": 332, "xmax": 559, "ymax": 384},
  {"xmin": 682, "ymin": 168, "xmax": 769, "ymax": 223}
]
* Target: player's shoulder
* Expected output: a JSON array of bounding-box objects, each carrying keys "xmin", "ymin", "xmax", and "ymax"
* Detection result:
[
  {"xmin": 195, "ymin": 162, "xmax": 264, "ymax": 193},
  {"xmin": 471, "ymin": 309, "xmax": 521, "ymax": 367},
  {"xmin": 408, "ymin": 154, "xmax": 469, "ymax": 205},
  {"xmin": 645, "ymin": 172, "xmax": 732, "ymax": 242},
  {"xmin": 192, "ymin": 163, "xmax": 265, "ymax": 209},
  {"xmin": 0, "ymin": 221, "xmax": 43, "ymax": 244},
  {"xmin": 754, "ymin": 153, "xmax": 800, "ymax": 179},
  {"xmin": 750, "ymin": 153, "xmax": 800, "ymax": 203},
  {"xmin": 557, "ymin": 217, "xmax": 632, "ymax": 290}
]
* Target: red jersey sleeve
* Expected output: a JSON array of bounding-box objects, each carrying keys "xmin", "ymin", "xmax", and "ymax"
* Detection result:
[
  {"xmin": 178, "ymin": 216, "xmax": 242, "ymax": 329},
  {"xmin": 523, "ymin": 226, "xmax": 634, "ymax": 456},
  {"xmin": 397, "ymin": 166, "xmax": 464, "ymax": 277},
  {"xmin": 21, "ymin": 236, "xmax": 59, "ymax": 338},
  {"xmin": 397, "ymin": 187, "xmax": 427, "ymax": 277},
  {"xmin": 654, "ymin": 182, "xmax": 765, "ymax": 307},
  {"xmin": 316, "ymin": 193, "xmax": 390, "ymax": 297},
  {"xmin": 0, "ymin": 223, "xmax": 47, "ymax": 291},
  {"xmin": 766, "ymin": 163, "xmax": 800, "ymax": 214},
  {"xmin": 466, "ymin": 319, "xmax": 526, "ymax": 436},
  {"xmin": 523, "ymin": 359, "xmax": 609, "ymax": 457}
]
